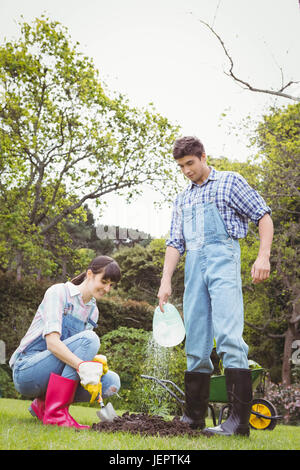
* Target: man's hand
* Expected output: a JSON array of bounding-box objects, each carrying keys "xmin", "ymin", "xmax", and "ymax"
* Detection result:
[
  {"xmin": 253, "ymin": 214, "xmax": 273, "ymax": 284},
  {"xmin": 157, "ymin": 280, "xmax": 172, "ymax": 312},
  {"xmin": 157, "ymin": 246, "xmax": 180, "ymax": 311},
  {"xmin": 251, "ymin": 255, "xmax": 270, "ymax": 284}
]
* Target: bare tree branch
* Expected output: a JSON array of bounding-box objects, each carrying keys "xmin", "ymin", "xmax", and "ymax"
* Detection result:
[
  {"xmin": 39, "ymin": 175, "xmax": 149, "ymax": 235},
  {"xmin": 197, "ymin": 18, "xmax": 300, "ymax": 102},
  {"xmin": 244, "ymin": 320, "xmax": 285, "ymax": 339}
]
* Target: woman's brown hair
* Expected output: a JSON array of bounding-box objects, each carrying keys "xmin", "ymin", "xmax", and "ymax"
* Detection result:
[{"xmin": 71, "ymin": 256, "xmax": 121, "ymax": 285}]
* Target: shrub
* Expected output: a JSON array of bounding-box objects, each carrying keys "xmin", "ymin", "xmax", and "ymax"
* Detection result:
[
  {"xmin": 95, "ymin": 297, "xmax": 153, "ymax": 336},
  {"xmin": 0, "ymin": 273, "xmax": 50, "ymax": 360},
  {"xmin": 0, "ymin": 365, "xmax": 20, "ymax": 398},
  {"xmin": 99, "ymin": 326, "xmax": 187, "ymax": 415},
  {"xmin": 265, "ymin": 380, "xmax": 300, "ymax": 425}
]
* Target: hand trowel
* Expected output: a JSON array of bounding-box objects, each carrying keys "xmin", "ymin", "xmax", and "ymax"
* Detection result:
[{"xmin": 96, "ymin": 394, "xmax": 118, "ymax": 422}]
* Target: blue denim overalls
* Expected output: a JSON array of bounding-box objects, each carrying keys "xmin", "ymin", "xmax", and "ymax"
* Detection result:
[
  {"xmin": 182, "ymin": 173, "xmax": 249, "ymax": 374},
  {"xmin": 12, "ymin": 285, "xmax": 120, "ymax": 399}
]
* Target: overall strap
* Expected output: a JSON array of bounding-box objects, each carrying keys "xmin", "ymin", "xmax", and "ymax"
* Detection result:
[
  {"xmin": 63, "ymin": 283, "xmax": 73, "ymax": 314},
  {"xmin": 87, "ymin": 304, "xmax": 98, "ymax": 328}
]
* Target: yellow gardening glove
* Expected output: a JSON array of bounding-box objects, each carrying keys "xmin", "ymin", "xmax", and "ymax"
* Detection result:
[
  {"xmin": 93, "ymin": 354, "xmax": 109, "ymax": 375},
  {"xmin": 86, "ymin": 356, "xmax": 109, "ymax": 403},
  {"xmin": 83, "ymin": 381, "xmax": 103, "ymax": 404},
  {"xmin": 77, "ymin": 361, "xmax": 103, "ymax": 404}
]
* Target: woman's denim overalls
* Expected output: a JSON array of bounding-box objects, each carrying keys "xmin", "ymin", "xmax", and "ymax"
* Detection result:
[
  {"xmin": 13, "ymin": 286, "xmax": 120, "ymax": 400},
  {"xmin": 182, "ymin": 174, "xmax": 249, "ymax": 374}
]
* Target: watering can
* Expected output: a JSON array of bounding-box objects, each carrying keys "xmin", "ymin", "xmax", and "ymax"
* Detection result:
[{"xmin": 152, "ymin": 303, "xmax": 185, "ymax": 347}]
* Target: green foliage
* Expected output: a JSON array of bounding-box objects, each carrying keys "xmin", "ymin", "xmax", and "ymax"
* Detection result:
[
  {"xmin": 95, "ymin": 297, "xmax": 154, "ymax": 335},
  {"xmin": 0, "ymin": 273, "xmax": 50, "ymax": 360},
  {"xmin": 251, "ymin": 103, "xmax": 300, "ymax": 384},
  {"xmin": 0, "ymin": 365, "xmax": 20, "ymax": 398},
  {"xmin": 100, "ymin": 327, "xmax": 149, "ymax": 388},
  {"xmin": 113, "ymin": 239, "xmax": 185, "ymax": 305},
  {"xmin": 0, "ymin": 16, "xmax": 180, "ymax": 279},
  {"xmin": 239, "ymin": 236, "xmax": 285, "ymax": 378},
  {"xmin": 98, "ymin": 327, "xmax": 150, "ymax": 411},
  {"xmin": 208, "ymin": 155, "xmax": 262, "ymax": 188}
]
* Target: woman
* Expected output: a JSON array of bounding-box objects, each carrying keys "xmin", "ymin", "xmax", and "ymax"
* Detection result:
[{"xmin": 9, "ymin": 255, "xmax": 121, "ymax": 429}]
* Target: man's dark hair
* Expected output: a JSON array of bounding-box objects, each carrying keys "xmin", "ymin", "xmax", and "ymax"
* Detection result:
[{"xmin": 173, "ymin": 136, "xmax": 205, "ymax": 160}]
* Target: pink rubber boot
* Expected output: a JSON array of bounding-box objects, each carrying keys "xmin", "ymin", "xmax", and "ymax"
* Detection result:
[
  {"xmin": 29, "ymin": 398, "xmax": 45, "ymax": 421},
  {"xmin": 43, "ymin": 373, "xmax": 90, "ymax": 430}
]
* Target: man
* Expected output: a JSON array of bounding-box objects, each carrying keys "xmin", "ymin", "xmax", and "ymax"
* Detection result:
[{"xmin": 157, "ymin": 136, "xmax": 273, "ymax": 437}]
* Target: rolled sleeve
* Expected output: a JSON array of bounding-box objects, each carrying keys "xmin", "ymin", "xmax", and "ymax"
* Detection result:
[
  {"xmin": 166, "ymin": 195, "xmax": 185, "ymax": 256},
  {"xmin": 41, "ymin": 284, "xmax": 65, "ymax": 338},
  {"xmin": 166, "ymin": 239, "xmax": 185, "ymax": 256},
  {"xmin": 228, "ymin": 173, "xmax": 272, "ymax": 226},
  {"xmin": 43, "ymin": 320, "xmax": 62, "ymax": 337},
  {"xmin": 251, "ymin": 205, "xmax": 272, "ymax": 225}
]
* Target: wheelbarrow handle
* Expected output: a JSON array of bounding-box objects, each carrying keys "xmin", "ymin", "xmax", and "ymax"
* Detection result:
[
  {"xmin": 140, "ymin": 375, "xmax": 185, "ymax": 406},
  {"xmin": 156, "ymin": 378, "xmax": 185, "ymax": 397},
  {"xmin": 251, "ymin": 410, "xmax": 282, "ymax": 421}
]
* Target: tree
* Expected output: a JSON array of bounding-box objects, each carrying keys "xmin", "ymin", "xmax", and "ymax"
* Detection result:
[
  {"xmin": 252, "ymin": 103, "xmax": 300, "ymax": 385},
  {"xmin": 0, "ymin": 17, "xmax": 180, "ymax": 278}
]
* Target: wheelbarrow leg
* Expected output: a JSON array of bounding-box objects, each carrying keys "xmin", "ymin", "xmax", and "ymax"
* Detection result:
[{"xmin": 208, "ymin": 404, "xmax": 217, "ymax": 427}]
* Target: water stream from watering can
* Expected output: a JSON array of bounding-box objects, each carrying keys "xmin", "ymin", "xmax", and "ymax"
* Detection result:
[{"xmin": 142, "ymin": 333, "xmax": 173, "ymax": 415}]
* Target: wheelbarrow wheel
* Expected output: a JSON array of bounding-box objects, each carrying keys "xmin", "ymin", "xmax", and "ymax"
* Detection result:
[{"xmin": 249, "ymin": 398, "xmax": 277, "ymax": 431}]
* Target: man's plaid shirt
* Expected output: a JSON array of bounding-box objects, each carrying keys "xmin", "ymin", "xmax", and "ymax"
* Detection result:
[{"xmin": 166, "ymin": 167, "xmax": 271, "ymax": 255}]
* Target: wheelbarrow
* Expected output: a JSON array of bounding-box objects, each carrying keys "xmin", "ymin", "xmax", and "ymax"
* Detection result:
[{"xmin": 141, "ymin": 368, "xmax": 281, "ymax": 431}]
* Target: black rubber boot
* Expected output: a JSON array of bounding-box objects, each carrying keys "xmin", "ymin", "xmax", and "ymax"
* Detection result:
[
  {"xmin": 205, "ymin": 368, "xmax": 253, "ymax": 436},
  {"xmin": 180, "ymin": 371, "xmax": 211, "ymax": 430}
]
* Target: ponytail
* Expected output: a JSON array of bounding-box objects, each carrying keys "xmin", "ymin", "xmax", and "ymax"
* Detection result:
[{"xmin": 71, "ymin": 272, "xmax": 86, "ymax": 285}]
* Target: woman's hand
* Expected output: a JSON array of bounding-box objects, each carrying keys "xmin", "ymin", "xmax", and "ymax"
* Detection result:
[
  {"xmin": 93, "ymin": 354, "xmax": 109, "ymax": 375},
  {"xmin": 77, "ymin": 361, "xmax": 104, "ymax": 403}
]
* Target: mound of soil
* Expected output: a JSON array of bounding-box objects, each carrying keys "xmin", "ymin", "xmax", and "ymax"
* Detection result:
[{"xmin": 91, "ymin": 412, "xmax": 213, "ymax": 437}]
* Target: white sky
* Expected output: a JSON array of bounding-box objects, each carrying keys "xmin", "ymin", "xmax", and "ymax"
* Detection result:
[{"xmin": 1, "ymin": 0, "xmax": 300, "ymax": 238}]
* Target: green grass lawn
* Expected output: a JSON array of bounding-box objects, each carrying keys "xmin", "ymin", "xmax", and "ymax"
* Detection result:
[{"xmin": 0, "ymin": 398, "xmax": 299, "ymax": 451}]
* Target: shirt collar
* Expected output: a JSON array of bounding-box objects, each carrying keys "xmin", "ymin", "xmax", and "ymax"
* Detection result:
[
  {"xmin": 65, "ymin": 281, "xmax": 96, "ymax": 305},
  {"xmin": 187, "ymin": 166, "xmax": 218, "ymax": 190}
]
